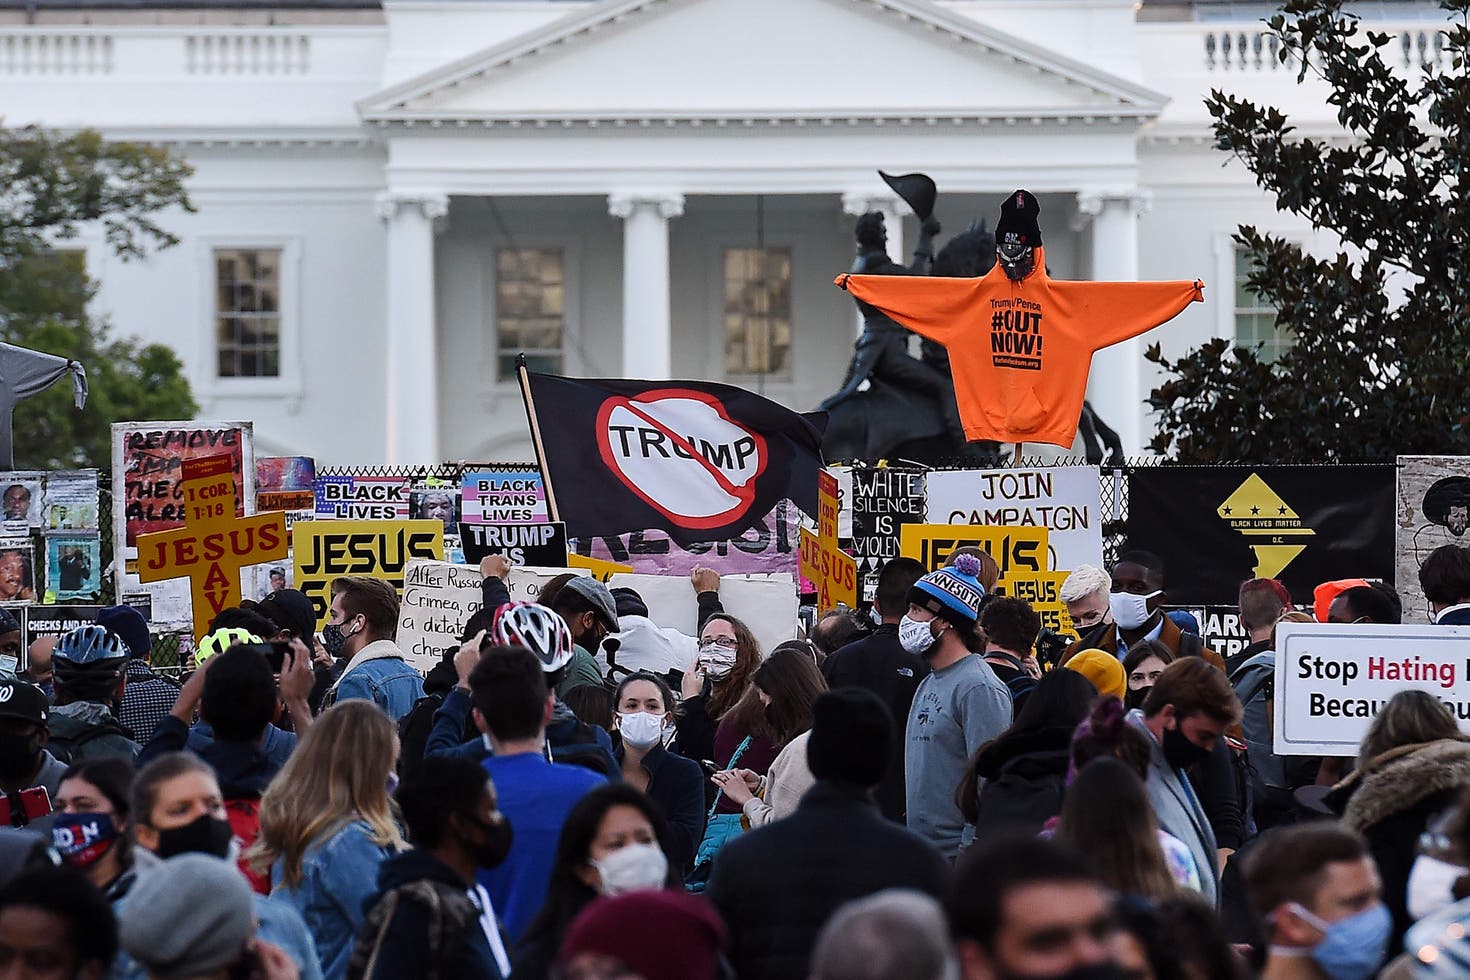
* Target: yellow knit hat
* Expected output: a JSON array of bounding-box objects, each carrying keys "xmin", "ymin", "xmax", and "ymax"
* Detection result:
[{"xmin": 1066, "ymin": 649, "xmax": 1127, "ymax": 701}]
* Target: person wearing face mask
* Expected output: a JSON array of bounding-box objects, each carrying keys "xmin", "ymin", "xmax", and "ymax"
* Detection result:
[
  {"xmin": 52, "ymin": 757, "xmax": 136, "ymax": 901},
  {"xmin": 319, "ymin": 577, "xmax": 421, "ymax": 722},
  {"xmin": 1127, "ymin": 658, "xmax": 1242, "ymax": 908},
  {"xmin": 1059, "ymin": 553, "xmax": 1228, "ymax": 677},
  {"xmin": 1122, "ymin": 641, "xmax": 1174, "ymax": 714},
  {"xmin": 129, "ymin": 751, "xmax": 323, "ymax": 980},
  {"xmin": 512, "ymin": 783, "xmax": 679, "ymax": 980},
  {"xmin": 0, "ymin": 677, "xmax": 67, "ymax": 825},
  {"xmin": 612, "ymin": 674, "xmax": 703, "ymax": 875},
  {"xmin": 543, "ymin": 576, "xmax": 618, "ymax": 697},
  {"xmin": 349, "ymin": 756, "xmax": 513, "ymax": 980},
  {"xmin": 673, "ymin": 613, "xmax": 762, "ymax": 773},
  {"xmin": 948, "ymin": 834, "xmax": 1123, "ymax": 980},
  {"xmin": 901, "ymin": 554, "xmax": 1013, "ymax": 860},
  {"xmin": 822, "ymin": 557, "xmax": 931, "ymax": 823},
  {"xmin": 1244, "ymin": 824, "xmax": 1391, "ymax": 980}
]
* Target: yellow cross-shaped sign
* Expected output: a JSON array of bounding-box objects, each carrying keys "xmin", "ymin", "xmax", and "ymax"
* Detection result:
[
  {"xmin": 800, "ymin": 470, "xmax": 856, "ymax": 612},
  {"xmin": 135, "ymin": 454, "xmax": 288, "ymax": 639}
]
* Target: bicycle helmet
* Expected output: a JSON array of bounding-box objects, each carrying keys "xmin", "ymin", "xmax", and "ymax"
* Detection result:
[
  {"xmin": 53, "ymin": 625, "xmax": 129, "ymax": 668},
  {"xmin": 196, "ymin": 627, "xmax": 262, "ymax": 665},
  {"xmin": 492, "ymin": 602, "xmax": 575, "ymax": 674}
]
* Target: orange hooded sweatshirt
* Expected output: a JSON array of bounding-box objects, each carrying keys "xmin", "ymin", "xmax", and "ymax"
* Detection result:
[{"xmin": 836, "ymin": 248, "xmax": 1204, "ymax": 449}]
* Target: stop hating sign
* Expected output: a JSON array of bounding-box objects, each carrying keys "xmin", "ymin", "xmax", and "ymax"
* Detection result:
[{"xmin": 596, "ymin": 389, "xmax": 769, "ymax": 530}]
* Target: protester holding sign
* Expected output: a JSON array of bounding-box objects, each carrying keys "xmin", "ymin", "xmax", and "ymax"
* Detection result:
[{"xmin": 674, "ymin": 614, "xmax": 762, "ymax": 770}]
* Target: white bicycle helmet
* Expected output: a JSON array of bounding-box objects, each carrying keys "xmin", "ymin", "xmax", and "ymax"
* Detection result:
[{"xmin": 492, "ymin": 602, "xmax": 575, "ymax": 674}]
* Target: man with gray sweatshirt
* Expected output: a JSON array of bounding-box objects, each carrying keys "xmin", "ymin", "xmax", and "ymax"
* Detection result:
[{"xmin": 900, "ymin": 554, "xmax": 1013, "ymax": 860}]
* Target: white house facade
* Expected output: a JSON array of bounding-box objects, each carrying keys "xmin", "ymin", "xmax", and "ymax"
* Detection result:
[{"xmin": 0, "ymin": 0, "xmax": 1451, "ymax": 464}]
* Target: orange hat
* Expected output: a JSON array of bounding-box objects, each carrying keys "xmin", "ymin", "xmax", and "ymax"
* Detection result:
[
  {"xmin": 1065, "ymin": 649, "xmax": 1127, "ymax": 701},
  {"xmin": 1313, "ymin": 579, "xmax": 1370, "ymax": 623}
]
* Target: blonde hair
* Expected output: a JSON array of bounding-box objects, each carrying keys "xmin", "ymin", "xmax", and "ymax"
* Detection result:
[
  {"xmin": 1060, "ymin": 565, "xmax": 1111, "ymax": 605},
  {"xmin": 248, "ymin": 700, "xmax": 405, "ymax": 886},
  {"xmin": 1358, "ymin": 690, "xmax": 1464, "ymax": 768}
]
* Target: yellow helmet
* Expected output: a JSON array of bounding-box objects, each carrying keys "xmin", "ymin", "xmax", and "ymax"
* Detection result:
[{"xmin": 195, "ymin": 627, "xmax": 261, "ymax": 665}]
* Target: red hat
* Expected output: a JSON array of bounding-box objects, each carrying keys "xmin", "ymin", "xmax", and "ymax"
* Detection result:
[
  {"xmin": 1314, "ymin": 578, "xmax": 1370, "ymax": 623},
  {"xmin": 557, "ymin": 891, "xmax": 726, "ymax": 980},
  {"xmin": 1239, "ymin": 578, "xmax": 1293, "ymax": 610}
]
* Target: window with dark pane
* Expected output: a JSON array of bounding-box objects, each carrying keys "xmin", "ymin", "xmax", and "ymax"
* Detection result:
[
  {"xmin": 495, "ymin": 248, "xmax": 564, "ymax": 379},
  {"xmin": 723, "ymin": 247, "xmax": 792, "ymax": 379},
  {"xmin": 1233, "ymin": 246, "xmax": 1293, "ymax": 364},
  {"xmin": 214, "ymin": 248, "xmax": 283, "ymax": 378}
]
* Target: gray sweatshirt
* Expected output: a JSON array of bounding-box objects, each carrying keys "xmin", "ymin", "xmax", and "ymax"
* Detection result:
[{"xmin": 904, "ymin": 653, "xmax": 1013, "ymax": 860}]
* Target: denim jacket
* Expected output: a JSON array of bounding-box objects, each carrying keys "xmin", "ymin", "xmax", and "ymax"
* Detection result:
[
  {"xmin": 271, "ymin": 819, "xmax": 398, "ymax": 980},
  {"xmin": 328, "ymin": 641, "xmax": 423, "ymax": 722}
]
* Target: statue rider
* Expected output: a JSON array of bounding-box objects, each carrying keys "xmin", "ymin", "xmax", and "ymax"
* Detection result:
[{"xmin": 821, "ymin": 211, "xmax": 967, "ymax": 446}]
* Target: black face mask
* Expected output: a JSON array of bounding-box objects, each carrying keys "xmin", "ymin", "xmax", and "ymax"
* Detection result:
[
  {"xmin": 462, "ymin": 812, "xmax": 513, "ymax": 869},
  {"xmin": 1124, "ymin": 686, "xmax": 1151, "ymax": 711},
  {"xmin": 0, "ymin": 734, "xmax": 39, "ymax": 783},
  {"xmin": 1000, "ymin": 963, "xmax": 1125, "ymax": 980},
  {"xmin": 1161, "ymin": 721, "xmax": 1214, "ymax": 771},
  {"xmin": 155, "ymin": 813, "xmax": 235, "ymax": 859}
]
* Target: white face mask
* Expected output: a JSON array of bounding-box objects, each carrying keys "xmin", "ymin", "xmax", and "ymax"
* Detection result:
[
  {"xmin": 1108, "ymin": 590, "xmax": 1161, "ymax": 631},
  {"xmin": 591, "ymin": 842, "xmax": 668, "ymax": 896},
  {"xmin": 898, "ymin": 614, "xmax": 937, "ymax": 655},
  {"xmin": 698, "ymin": 644, "xmax": 737, "ymax": 680},
  {"xmin": 1408, "ymin": 854, "xmax": 1467, "ymax": 920},
  {"xmin": 617, "ymin": 711, "xmax": 665, "ymax": 750}
]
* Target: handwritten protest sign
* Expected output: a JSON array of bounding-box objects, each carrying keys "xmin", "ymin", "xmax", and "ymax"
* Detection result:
[
  {"xmin": 1274, "ymin": 621, "xmax": 1470, "ymax": 754},
  {"xmin": 112, "ymin": 422, "xmax": 254, "ymax": 628},
  {"xmin": 136, "ymin": 456, "xmax": 288, "ymax": 638},
  {"xmin": 606, "ymin": 572, "xmax": 798, "ymax": 658},
  {"xmin": 293, "ymin": 520, "xmax": 444, "ymax": 627},
  {"xmin": 397, "ymin": 560, "xmax": 485, "ymax": 673},
  {"xmin": 799, "ymin": 473, "xmax": 856, "ymax": 611}
]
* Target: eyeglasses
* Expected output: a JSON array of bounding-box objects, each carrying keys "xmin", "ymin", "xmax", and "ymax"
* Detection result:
[{"xmin": 700, "ymin": 636, "xmax": 739, "ymax": 649}]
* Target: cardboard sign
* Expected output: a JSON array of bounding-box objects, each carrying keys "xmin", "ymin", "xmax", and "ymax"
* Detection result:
[
  {"xmin": 606, "ymin": 571, "xmax": 799, "ymax": 658},
  {"xmin": 397, "ymin": 560, "xmax": 485, "ymax": 673},
  {"xmin": 925, "ymin": 466, "xmax": 1102, "ymax": 573},
  {"xmin": 461, "ymin": 523, "xmax": 569, "ymax": 567},
  {"xmin": 112, "ymin": 421, "xmax": 254, "ymax": 628},
  {"xmin": 293, "ymin": 519, "xmax": 445, "ymax": 627},
  {"xmin": 800, "ymin": 471, "xmax": 856, "ymax": 612},
  {"xmin": 1274, "ymin": 621, "xmax": 1470, "ymax": 755},
  {"xmin": 135, "ymin": 456, "xmax": 289, "ymax": 639},
  {"xmin": 572, "ymin": 499, "xmax": 800, "ymax": 577},
  {"xmin": 851, "ymin": 467, "xmax": 926, "ymax": 565},
  {"xmin": 461, "ymin": 467, "xmax": 550, "ymax": 525},
  {"xmin": 900, "ymin": 523, "xmax": 1068, "ymax": 632}
]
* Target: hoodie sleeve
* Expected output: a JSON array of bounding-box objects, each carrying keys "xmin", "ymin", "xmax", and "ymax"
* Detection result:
[
  {"xmin": 481, "ymin": 576, "xmax": 511, "ymax": 614},
  {"xmin": 1045, "ymin": 277, "xmax": 1205, "ymax": 351},
  {"xmin": 834, "ymin": 273, "xmax": 986, "ymax": 349}
]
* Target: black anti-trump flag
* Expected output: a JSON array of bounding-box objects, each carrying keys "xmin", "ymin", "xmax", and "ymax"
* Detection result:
[
  {"xmin": 519, "ymin": 367, "xmax": 828, "ymax": 545},
  {"xmin": 1125, "ymin": 465, "xmax": 1395, "ymax": 606}
]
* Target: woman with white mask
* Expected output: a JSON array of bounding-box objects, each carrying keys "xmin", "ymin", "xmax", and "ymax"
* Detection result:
[
  {"xmin": 613, "ymin": 673, "xmax": 704, "ymax": 876},
  {"xmin": 673, "ymin": 614, "xmax": 762, "ymax": 770},
  {"xmin": 510, "ymin": 785, "xmax": 680, "ymax": 980}
]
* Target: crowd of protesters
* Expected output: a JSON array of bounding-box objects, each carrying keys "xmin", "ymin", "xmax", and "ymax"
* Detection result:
[{"xmin": 3, "ymin": 543, "xmax": 1470, "ymax": 980}]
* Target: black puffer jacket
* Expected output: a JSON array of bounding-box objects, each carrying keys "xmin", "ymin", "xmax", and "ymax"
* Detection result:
[
  {"xmin": 706, "ymin": 781, "xmax": 948, "ymax": 980},
  {"xmin": 971, "ymin": 726, "xmax": 1073, "ymax": 840}
]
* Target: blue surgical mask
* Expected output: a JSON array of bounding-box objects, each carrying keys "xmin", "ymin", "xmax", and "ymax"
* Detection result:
[{"xmin": 1287, "ymin": 901, "xmax": 1391, "ymax": 980}]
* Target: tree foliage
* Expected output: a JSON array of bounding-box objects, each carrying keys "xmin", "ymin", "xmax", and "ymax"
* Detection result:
[
  {"xmin": 0, "ymin": 127, "xmax": 197, "ymax": 469},
  {"xmin": 1146, "ymin": 0, "xmax": 1470, "ymax": 462}
]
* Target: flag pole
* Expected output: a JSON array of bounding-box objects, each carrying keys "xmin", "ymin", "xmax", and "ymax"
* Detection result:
[{"xmin": 516, "ymin": 354, "xmax": 561, "ymax": 522}]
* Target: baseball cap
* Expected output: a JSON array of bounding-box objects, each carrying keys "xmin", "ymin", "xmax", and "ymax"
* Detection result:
[
  {"xmin": 244, "ymin": 589, "xmax": 315, "ymax": 645},
  {"xmin": 0, "ymin": 679, "xmax": 48, "ymax": 726},
  {"xmin": 561, "ymin": 576, "xmax": 620, "ymax": 632}
]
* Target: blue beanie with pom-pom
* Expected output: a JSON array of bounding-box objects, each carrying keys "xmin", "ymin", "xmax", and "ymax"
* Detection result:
[{"xmin": 907, "ymin": 553, "xmax": 987, "ymax": 627}]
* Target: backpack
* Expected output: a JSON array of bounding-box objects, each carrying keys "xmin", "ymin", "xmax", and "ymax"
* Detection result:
[
  {"xmin": 984, "ymin": 652, "xmax": 1038, "ymax": 705},
  {"xmin": 550, "ymin": 720, "xmax": 615, "ymax": 777},
  {"xmin": 348, "ymin": 878, "xmax": 479, "ymax": 980},
  {"xmin": 397, "ymin": 692, "xmax": 449, "ymax": 780},
  {"xmin": 1230, "ymin": 651, "xmax": 1290, "ymax": 827},
  {"xmin": 224, "ymin": 797, "xmax": 269, "ymax": 895}
]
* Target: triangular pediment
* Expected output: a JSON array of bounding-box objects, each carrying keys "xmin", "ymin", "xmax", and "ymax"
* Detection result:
[{"xmin": 359, "ymin": 0, "xmax": 1167, "ymax": 124}]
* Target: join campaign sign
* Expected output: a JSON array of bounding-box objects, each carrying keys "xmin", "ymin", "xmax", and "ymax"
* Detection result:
[
  {"xmin": 1274, "ymin": 622, "xmax": 1470, "ymax": 755},
  {"xmin": 924, "ymin": 466, "xmax": 1102, "ymax": 574}
]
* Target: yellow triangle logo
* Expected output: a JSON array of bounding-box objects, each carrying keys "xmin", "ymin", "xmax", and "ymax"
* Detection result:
[
  {"xmin": 1217, "ymin": 474, "xmax": 1315, "ymax": 537},
  {"xmin": 1250, "ymin": 543, "xmax": 1308, "ymax": 580}
]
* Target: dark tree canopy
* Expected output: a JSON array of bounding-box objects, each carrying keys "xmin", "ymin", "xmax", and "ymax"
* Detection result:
[
  {"xmin": 1146, "ymin": 0, "xmax": 1470, "ymax": 462},
  {"xmin": 0, "ymin": 127, "xmax": 197, "ymax": 469}
]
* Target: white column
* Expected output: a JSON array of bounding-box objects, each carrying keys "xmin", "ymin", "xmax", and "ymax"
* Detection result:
[
  {"xmin": 376, "ymin": 191, "xmax": 448, "ymax": 466},
  {"xmin": 1076, "ymin": 189, "xmax": 1151, "ymax": 456},
  {"xmin": 608, "ymin": 192, "xmax": 684, "ymax": 379},
  {"xmin": 841, "ymin": 192, "xmax": 905, "ymax": 337}
]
